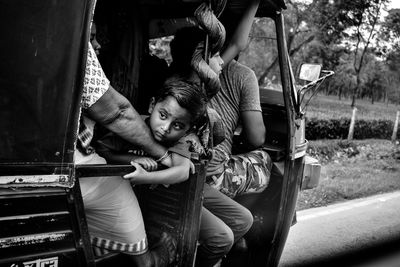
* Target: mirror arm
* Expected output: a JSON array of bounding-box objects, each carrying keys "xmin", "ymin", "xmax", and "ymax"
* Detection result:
[
  {"xmin": 299, "ymin": 70, "xmax": 334, "ymax": 95},
  {"xmin": 298, "ymin": 70, "xmax": 335, "ymax": 111}
]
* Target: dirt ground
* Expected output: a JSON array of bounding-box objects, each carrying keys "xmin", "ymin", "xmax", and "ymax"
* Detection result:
[{"xmin": 296, "ymin": 139, "xmax": 400, "ymax": 210}]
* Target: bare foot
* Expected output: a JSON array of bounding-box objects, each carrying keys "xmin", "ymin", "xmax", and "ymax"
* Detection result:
[{"xmin": 151, "ymin": 232, "xmax": 177, "ymax": 267}]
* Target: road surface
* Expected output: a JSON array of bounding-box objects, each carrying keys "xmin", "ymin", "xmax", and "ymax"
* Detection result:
[{"xmin": 279, "ymin": 191, "xmax": 400, "ymax": 267}]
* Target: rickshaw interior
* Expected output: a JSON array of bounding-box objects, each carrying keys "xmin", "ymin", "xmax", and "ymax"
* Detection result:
[
  {"xmin": 91, "ymin": 0, "xmax": 290, "ymax": 266},
  {"xmin": 0, "ymin": 0, "xmax": 296, "ymax": 266}
]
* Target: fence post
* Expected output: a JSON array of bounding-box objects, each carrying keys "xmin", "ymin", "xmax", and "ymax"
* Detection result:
[
  {"xmin": 347, "ymin": 107, "xmax": 357, "ymax": 140},
  {"xmin": 392, "ymin": 110, "xmax": 400, "ymax": 142}
]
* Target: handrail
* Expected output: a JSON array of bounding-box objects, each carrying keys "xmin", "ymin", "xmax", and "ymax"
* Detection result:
[{"xmin": 75, "ymin": 164, "xmax": 136, "ymax": 178}]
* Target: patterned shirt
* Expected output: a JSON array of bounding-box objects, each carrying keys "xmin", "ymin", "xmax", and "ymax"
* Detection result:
[{"xmin": 77, "ymin": 43, "xmax": 110, "ymax": 154}]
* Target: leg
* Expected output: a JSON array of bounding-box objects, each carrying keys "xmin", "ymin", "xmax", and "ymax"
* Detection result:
[
  {"xmin": 81, "ymin": 176, "xmax": 175, "ymax": 267},
  {"xmin": 196, "ymin": 184, "xmax": 253, "ymax": 267},
  {"xmin": 211, "ymin": 149, "xmax": 272, "ymax": 198},
  {"xmin": 203, "ymin": 184, "xmax": 253, "ymax": 243},
  {"xmin": 196, "ymin": 207, "xmax": 234, "ymax": 267},
  {"xmin": 128, "ymin": 232, "xmax": 176, "ymax": 267}
]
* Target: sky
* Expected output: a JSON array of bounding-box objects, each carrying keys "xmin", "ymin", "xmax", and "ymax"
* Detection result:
[{"xmin": 388, "ymin": 0, "xmax": 400, "ymax": 9}]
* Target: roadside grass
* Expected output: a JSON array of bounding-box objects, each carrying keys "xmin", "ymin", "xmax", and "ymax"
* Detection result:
[
  {"xmin": 304, "ymin": 94, "xmax": 399, "ymax": 120},
  {"xmin": 297, "ymin": 139, "xmax": 400, "ymax": 210},
  {"xmin": 295, "ymin": 94, "xmax": 400, "ymax": 210}
]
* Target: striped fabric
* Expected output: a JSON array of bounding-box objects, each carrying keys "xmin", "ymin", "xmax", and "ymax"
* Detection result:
[
  {"xmin": 91, "ymin": 236, "xmax": 148, "ymax": 256},
  {"xmin": 77, "ymin": 116, "xmax": 95, "ymax": 155}
]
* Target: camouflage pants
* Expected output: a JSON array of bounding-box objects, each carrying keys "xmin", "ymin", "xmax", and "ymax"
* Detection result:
[{"xmin": 208, "ymin": 149, "xmax": 273, "ymax": 198}]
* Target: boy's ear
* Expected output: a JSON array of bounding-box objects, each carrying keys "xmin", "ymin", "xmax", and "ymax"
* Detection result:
[{"xmin": 148, "ymin": 97, "xmax": 156, "ymax": 114}]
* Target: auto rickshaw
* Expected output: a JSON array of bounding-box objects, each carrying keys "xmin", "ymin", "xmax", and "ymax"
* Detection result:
[{"xmin": 0, "ymin": 0, "xmax": 329, "ymax": 266}]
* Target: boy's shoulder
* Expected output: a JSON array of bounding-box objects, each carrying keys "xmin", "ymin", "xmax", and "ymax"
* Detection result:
[
  {"xmin": 224, "ymin": 60, "xmax": 254, "ymax": 79},
  {"xmin": 169, "ymin": 133, "xmax": 206, "ymax": 160}
]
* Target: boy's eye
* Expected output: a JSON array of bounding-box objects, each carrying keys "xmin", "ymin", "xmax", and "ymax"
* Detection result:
[
  {"xmin": 159, "ymin": 112, "xmax": 167, "ymax": 119},
  {"xmin": 90, "ymin": 34, "xmax": 95, "ymax": 41},
  {"xmin": 173, "ymin": 122, "xmax": 185, "ymax": 130}
]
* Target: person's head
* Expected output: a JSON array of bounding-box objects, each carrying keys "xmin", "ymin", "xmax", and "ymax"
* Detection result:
[
  {"xmin": 90, "ymin": 22, "xmax": 101, "ymax": 55},
  {"xmin": 170, "ymin": 27, "xmax": 224, "ymax": 77},
  {"xmin": 148, "ymin": 77, "xmax": 207, "ymax": 145}
]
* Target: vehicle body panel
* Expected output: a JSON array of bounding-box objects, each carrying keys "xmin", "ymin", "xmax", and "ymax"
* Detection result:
[{"xmin": 0, "ymin": 0, "xmax": 94, "ymax": 187}]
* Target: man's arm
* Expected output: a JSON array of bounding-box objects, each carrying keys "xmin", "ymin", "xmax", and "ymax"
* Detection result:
[
  {"xmin": 241, "ymin": 110, "xmax": 265, "ymax": 149},
  {"xmin": 221, "ymin": 0, "xmax": 260, "ymax": 67},
  {"xmin": 87, "ymin": 85, "xmax": 169, "ymax": 161},
  {"xmin": 239, "ymin": 65, "xmax": 266, "ymax": 149}
]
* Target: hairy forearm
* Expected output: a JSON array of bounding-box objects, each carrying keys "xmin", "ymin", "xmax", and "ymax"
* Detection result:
[{"xmin": 87, "ymin": 86, "xmax": 168, "ymax": 160}]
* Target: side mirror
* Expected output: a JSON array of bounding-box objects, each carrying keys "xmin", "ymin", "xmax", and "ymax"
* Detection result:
[
  {"xmin": 299, "ymin": 63, "xmax": 322, "ymax": 82},
  {"xmin": 296, "ymin": 63, "xmax": 334, "ymax": 115}
]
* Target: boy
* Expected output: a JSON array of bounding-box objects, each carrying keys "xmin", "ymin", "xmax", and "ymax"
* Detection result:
[{"xmin": 96, "ymin": 77, "xmax": 207, "ymax": 184}]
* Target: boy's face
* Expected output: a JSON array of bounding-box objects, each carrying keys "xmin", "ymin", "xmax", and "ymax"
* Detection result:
[
  {"xmin": 209, "ymin": 52, "xmax": 224, "ymax": 75},
  {"xmin": 90, "ymin": 23, "xmax": 101, "ymax": 55},
  {"xmin": 148, "ymin": 96, "xmax": 192, "ymax": 144}
]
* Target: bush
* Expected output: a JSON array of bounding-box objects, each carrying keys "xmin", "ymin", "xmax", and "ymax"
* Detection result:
[
  {"xmin": 306, "ymin": 140, "xmax": 360, "ymax": 164},
  {"xmin": 305, "ymin": 117, "xmax": 399, "ymax": 140}
]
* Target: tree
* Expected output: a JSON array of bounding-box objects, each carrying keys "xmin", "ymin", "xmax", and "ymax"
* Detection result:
[
  {"xmin": 325, "ymin": 53, "xmax": 356, "ymax": 100},
  {"xmin": 362, "ymin": 57, "xmax": 386, "ymax": 104},
  {"xmin": 341, "ymin": 0, "xmax": 389, "ymax": 107},
  {"xmin": 379, "ymin": 8, "xmax": 400, "ymax": 106}
]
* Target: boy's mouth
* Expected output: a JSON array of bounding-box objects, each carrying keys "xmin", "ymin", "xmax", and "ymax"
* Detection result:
[{"xmin": 154, "ymin": 131, "xmax": 165, "ymax": 140}]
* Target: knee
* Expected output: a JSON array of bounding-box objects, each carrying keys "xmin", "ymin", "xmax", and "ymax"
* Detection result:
[
  {"xmin": 202, "ymin": 226, "xmax": 234, "ymax": 256},
  {"xmin": 232, "ymin": 207, "xmax": 253, "ymax": 240},
  {"xmin": 241, "ymin": 208, "xmax": 253, "ymax": 232}
]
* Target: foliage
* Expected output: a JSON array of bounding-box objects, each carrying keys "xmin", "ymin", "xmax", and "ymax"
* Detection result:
[
  {"xmin": 360, "ymin": 56, "xmax": 387, "ymax": 103},
  {"xmin": 306, "ymin": 94, "xmax": 399, "ymax": 120},
  {"xmin": 239, "ymin": 17, "xmax": 281, "ymax": 87},
  {"xmin": 379, "ymin": 8, "xmax": 400, "ymax": 51},
  {"xmin": 306, "ymin": 140, "xmax": 360, "ymax": 164},
  {"xmin": 305, "ymin": 88, "xmax": 399, "ymax": 141},
  {"xmin": 149, "ymin": 36, "xmax": 173, "ymax": 65},
  {"xmin": 298, "ymin": 139, "xmax": 400, "ymax": 210},
  {"xmin": 146, "ymin": 1, "xmax": 400, "ymax": 105},
  {"xmin": 241, "ymin": 0, "xmax": 400, "ymax": 105},
  {"xmin": 305, "ymin": 117, "xmax": 398, "ymax": 140}
]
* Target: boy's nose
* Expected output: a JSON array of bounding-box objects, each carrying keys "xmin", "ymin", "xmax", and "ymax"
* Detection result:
[
  {"xmin": 93, "ymin": 39, "xmax": 101, "ymax": 51},
  {"xmin": 161, "ymin": 123, "xmax": 171, "ymax": 133}
]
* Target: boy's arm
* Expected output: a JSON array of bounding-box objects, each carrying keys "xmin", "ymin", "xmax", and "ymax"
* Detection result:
[{"xmin": 123, "ymin": 153, "xmax": 192, "ymax": 184}]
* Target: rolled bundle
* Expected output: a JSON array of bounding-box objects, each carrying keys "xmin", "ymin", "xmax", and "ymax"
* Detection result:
[
  {"xmin": 191, "ymin": 0, "xmax": 227, "ymax": 99},
  {"xmin": 191, "ymin": 42, "xmax": 221, "ymax": 99},
  {"xmin": 194, "ymin": 2, "xmax": 226, "ymax": 55}
]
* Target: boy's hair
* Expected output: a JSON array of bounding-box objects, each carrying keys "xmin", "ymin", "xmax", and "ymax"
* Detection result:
[
  {"xmin": 170, "ymin": 27, "xmax": 206, "ymax": 76},
  {"xmin": 155, "ymin": 77, "xmax": 207, "ymax": 127}
]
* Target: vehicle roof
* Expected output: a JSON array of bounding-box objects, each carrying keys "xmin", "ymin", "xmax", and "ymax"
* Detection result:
[
  {"xmin": 140, "ymin": 0, "xmax": 287, "ymax": 19},
  {"xmin": 141, "ymin": 0, "xmax": 286, "ymax": 38}
]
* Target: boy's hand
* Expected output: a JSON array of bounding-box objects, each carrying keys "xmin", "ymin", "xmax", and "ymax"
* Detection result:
[
  {"xmin": 123, "ymin": 162, "xmax": 149, "ymax": 183},
  {"xmin": 131, "ymin": 157, "xmax": 158, "ymax": 171},
  {"xmin": 189, "ymin": 161, "xmax": 195, "ymax": 174}
]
